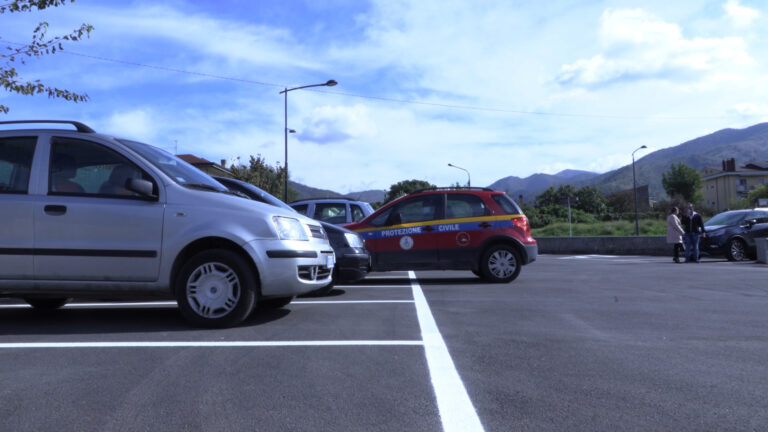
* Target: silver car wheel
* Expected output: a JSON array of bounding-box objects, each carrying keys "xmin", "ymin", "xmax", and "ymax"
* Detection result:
[
  {"xmin": 488, "ymin": 250, "xmax": 517, "ymax": 278},
  {"xmin": 728, "ymin": 239, "xmax": 746, "ymax": 261},
  {"xmin": 186, "ymin": 262, "xmax": 241, "ymax": 319}
]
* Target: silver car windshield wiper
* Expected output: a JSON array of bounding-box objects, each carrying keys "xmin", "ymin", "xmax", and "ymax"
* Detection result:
[{"xmin": 183, "ymin": 183, "xmax": 227, "ymax": 193}]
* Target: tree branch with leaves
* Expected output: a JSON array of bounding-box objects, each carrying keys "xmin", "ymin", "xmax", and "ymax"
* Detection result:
[{"xmin": 1, "ymin": 0, "xmax": 93, "ymax": 114}]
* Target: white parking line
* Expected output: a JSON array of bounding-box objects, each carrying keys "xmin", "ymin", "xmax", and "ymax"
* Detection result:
[
  {"xmin": 0, "ymin": 300, "xmax": 414, "ymax": 310},
  {"xmin": 0, "ymin": 340, "xmax": 424, "ymax": 349},
  {"xmin": 409, "ymin": 271, "xmax": 484, "ymax": 432},
  {"xmin": 292, "ymin": 300, "xmax": 414, "ymax": 304}
]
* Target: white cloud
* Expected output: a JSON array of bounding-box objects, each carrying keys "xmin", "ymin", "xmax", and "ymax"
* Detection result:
[
  {"xmin": 102, "ymin": 109, "xmax": 159, "ymax": 142},
  {"xmin": 727, "ymin": 103, "xmax": 768, "ymax": 121},
  {"xmin": 724, "ymin": 0, "xmax": 761, "ymax": 28},
  {"xmin": 298, "ymin": 104, "xmax": 378, "ymax": 143},
  {"xmin": 588, "ymin": 153, "xmax": 636, "ymax": 174},
  {"xmin": 556, "ymin": 8, "xmax": 754, "ymax": 87}
]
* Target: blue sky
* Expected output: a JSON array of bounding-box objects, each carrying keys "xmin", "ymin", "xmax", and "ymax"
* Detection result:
[{"xmin": 2, "ymin": 0, "xmax": 768, "ymax": 193}]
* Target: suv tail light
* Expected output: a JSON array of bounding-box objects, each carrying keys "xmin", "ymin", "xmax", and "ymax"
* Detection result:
[{"xmin": 512, "ymin": 216, "xmax": 536, "ymax": 243}]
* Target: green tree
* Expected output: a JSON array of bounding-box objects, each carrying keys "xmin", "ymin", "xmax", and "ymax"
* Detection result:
[
  {"xmin": 230, "ymin": 155, "xmax": 297, "ymax": 202},
  {"xmin": 732, "ymin": 183, "xmax": 768, "ymax": 209},
  {"xmin": 535, "ymin": 184, "xmax": 607, "ymax": 215},
  {"xmin": 749, "ymin": 184, "xmax": 768, "ymax": 202},
  {"xmin": 661, "ymin": 163, "xmax": 702, "ymax": 203},
  {"xmin": 535, "ymin": 185, "xmax": 577, "ymax": 208},
  {"xmin": 1, "ymin": 0, "xmax": 93, "ymax": 114},
  {"xmin": 384, "ymin": 179, "xmax": 435, "ymax": 203}
]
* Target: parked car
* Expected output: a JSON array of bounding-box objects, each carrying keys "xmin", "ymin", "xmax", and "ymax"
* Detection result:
[
  {"xmin": 344, "ymin": 187, "xmax": 537, "ymax": 283},
  {"xmin": 701, "ymin": 208, "xmax": 768, "ymax": 261},
  {"xmin": 290, "ymin": 198, "xmax": 374, "ymax": 225},
  {"xmin": 0, "ymin": 120, "xmax": 335, "ymax": 327},
  {"xmin": 214, "ymin": 177, "xmax": 370, "ymax": 295}
]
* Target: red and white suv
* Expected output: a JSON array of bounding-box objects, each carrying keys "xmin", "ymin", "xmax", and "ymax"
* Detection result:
[{"xmin": 344, "ymin": 187, "xmax": 537, "ymax": 283}]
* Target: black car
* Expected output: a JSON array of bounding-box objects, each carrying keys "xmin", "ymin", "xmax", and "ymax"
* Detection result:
[
  {"xmin": 214, "ymin": 177, "xmax": 370, "ymax": 294},
  {"xmin": 701, "ymin": 208, "xmax": 768, "ymax": 261}
]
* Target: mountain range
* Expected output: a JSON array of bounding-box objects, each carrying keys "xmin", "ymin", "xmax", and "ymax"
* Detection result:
[{"xmin": 293, "ymin": 122, "xmax": 768, "ymax": 203}]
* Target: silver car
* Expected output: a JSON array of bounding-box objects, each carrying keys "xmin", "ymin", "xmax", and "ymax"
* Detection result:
[{"xmin": 0, "ymin": 120, "xmax": 335, "ymax": 327}]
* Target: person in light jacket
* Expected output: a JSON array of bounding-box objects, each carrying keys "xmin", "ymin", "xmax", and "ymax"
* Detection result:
[{"xmin": 666, "ymin": 206, "xmax": 685, "ymax": 263}]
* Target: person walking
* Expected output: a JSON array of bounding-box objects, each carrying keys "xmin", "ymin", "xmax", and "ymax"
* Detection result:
[
  {"xmin": 681, "ymin": 203, "xmax": 706, "ymax": 263},
  {"xmin": 666, "ymin": 206, "xmax": 685, "ymax": 263}
]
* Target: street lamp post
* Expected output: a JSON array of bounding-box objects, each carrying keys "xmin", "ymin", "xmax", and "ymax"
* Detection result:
[
  {"xmin": 447, "ymin": 163, "xmax": 471, "ymax": 187},
  {"xmin": 632, "ymin": 145, "xmax": 647, "ymax": 236},
  {"xmin": 279, "ymin": 79, "xmax": 337, "ymax": 202}
]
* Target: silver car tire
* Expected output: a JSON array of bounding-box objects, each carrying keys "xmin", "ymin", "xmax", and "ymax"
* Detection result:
[
  {"xmin": 176, "ymin": 249, "xmax": 257, "ymax": 328},
  {"xmin": 480, "ymin": 245, "xmax": 522, "ymax": 283}
]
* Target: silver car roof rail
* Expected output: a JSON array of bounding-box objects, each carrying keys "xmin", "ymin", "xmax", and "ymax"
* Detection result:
[{"xmin": 0, "ymin": 120, "xmax": 95, "ymax": 133}]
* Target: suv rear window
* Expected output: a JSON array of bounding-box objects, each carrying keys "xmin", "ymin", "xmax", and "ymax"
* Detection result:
[
  {"xmin": 491, "ymin": 193, "xmax": 522, "ymax": 215},
  {"xmin": 0, "ymin": 137, "xmax": 36, "ymax": 193},
  {"xmin": 314, "ymin": 203, "xmax": 347, "ymax": 224}
]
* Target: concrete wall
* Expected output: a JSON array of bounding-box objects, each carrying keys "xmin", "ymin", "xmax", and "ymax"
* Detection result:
[{"xmin": 536, "ymin": 236, "xmax": 669, "ymax": 256}]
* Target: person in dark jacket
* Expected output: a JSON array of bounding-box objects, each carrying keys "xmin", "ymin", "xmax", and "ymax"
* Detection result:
[{"xmin": 681, "ymin": 203, "xmax": 706, "ymax": 263}]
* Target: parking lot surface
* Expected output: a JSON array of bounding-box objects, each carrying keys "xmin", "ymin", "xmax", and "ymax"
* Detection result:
[{"xmin": 1, "ymin": 255, "xmax": 767, "ymax": 431}]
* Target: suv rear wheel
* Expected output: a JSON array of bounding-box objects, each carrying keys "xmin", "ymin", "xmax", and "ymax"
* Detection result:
[
  {"xmin": 480, "ymin": 245, "xmax": 522, "ymax": 283},
  {"xmin": 176, "ymin": 249, "xmax": 257, "ymax": 328}
]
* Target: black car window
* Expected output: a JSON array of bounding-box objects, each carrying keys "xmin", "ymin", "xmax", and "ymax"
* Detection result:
[
  {"xmin": 49, "ymin": 137, "xmax": 154, "ymax": 198},
  {"xmin": 705, "ymin": 212, "xmax": 747, "ymax": 227},
  {"xmin": 0, "ymin": 137, "xmax": 36, "ymax": 194},
  {"xmin": 396, "ymin": 195, "xmax": 442, "ymax": 224},
  {"xmin": 351, "ymin": 204, "xmax": 366, "ymax": 222},
  {"xmin": 369, "ymin": 206, "xmax": 394, "ymax": 227},
  {"xmin": 446, "ymin": 194, "xmax": 489, "ymax": 219},
  {"xmin": 292, "ymin": 204, "xmax": 309, "ymax": 215}
]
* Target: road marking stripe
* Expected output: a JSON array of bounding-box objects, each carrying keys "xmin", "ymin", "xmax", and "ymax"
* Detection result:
[
  {"xmin": 409, "ymin": 271, "xmax": 484, "ymax": 432},
  {"xmin": 337, "ymin": 285, "xmax": 411, "ymax": 288},
  {"xmin": 0, "ymin": 300, "xmax": 414, "ymax": 310},
  {"xmin": 292, "ymin": 300, "xmax": 414, "ymax": 304},
  {"xmin": 0, "ymin": 340, "xmax": 424, "ymax": 349}
]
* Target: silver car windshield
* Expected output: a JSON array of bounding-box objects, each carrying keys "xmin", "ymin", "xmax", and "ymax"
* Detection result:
[{"xmin": 118, "ymin": 139, "xmax": 226, "ymax": 191}]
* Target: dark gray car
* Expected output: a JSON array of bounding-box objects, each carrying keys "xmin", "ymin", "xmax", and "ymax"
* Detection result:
[
  {"xmin": 214, "ymin": 177, "xmax": 370, "ymax": 294},
  {"xmin": 701, "ymin": 208, "xmax": 768, "ymax": 260}
]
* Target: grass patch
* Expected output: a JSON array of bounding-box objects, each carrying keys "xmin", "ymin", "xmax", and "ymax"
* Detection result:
[{"xmin": 531, "ymin": 219, "xmax": 667, "ymax": 237}]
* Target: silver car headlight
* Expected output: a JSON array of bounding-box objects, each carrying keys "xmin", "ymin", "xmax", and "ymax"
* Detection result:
[
  {"xmin": 344, "ymin": 232, "xmax": 365, "ymax": 248},
  {"xmin": 272, "ymin": 216, "xmax": 309, "ymax": 241}
]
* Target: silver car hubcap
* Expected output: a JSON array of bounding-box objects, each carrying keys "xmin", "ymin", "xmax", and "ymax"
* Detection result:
[
  {"xmin": 186, "ymin": 262, "xmax": 240, "ymax": 318},
  {"xmin": 488, "ymin": 250, "xmax": 517, "ymax": 278},
  {"xmin": 731, "ymin": 241, "xmax": 745, "ymax": 260}
]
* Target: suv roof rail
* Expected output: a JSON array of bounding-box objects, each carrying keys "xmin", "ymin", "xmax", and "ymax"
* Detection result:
[
  {"xmin": 0, "ymin": 120, "xmax": 95, "ymax": 133},
  {"xmin": 412, "ymin": 186, "xmax": 495, "ymax": 194},
  {"xmin": 289, "ymin": 197, "xmax": 356, "ymax": 203}
]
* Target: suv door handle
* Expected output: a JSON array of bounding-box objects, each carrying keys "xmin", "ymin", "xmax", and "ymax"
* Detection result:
[
  {"xmin": 423, "ymin": 225, "xmax": 435, "ymax": 232},
  {"xmin": 44, "ymin": 205, "xmax": 67, "ymax": 216},
  {"xmin": 479, "ymin": 222, "xmax": 492, "ymax": 228}
]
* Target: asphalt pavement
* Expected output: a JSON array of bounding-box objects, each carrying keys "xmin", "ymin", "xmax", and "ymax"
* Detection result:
[{"xmin": 0, "ymin": 255, "xmax": 766, "ymax": 432}]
